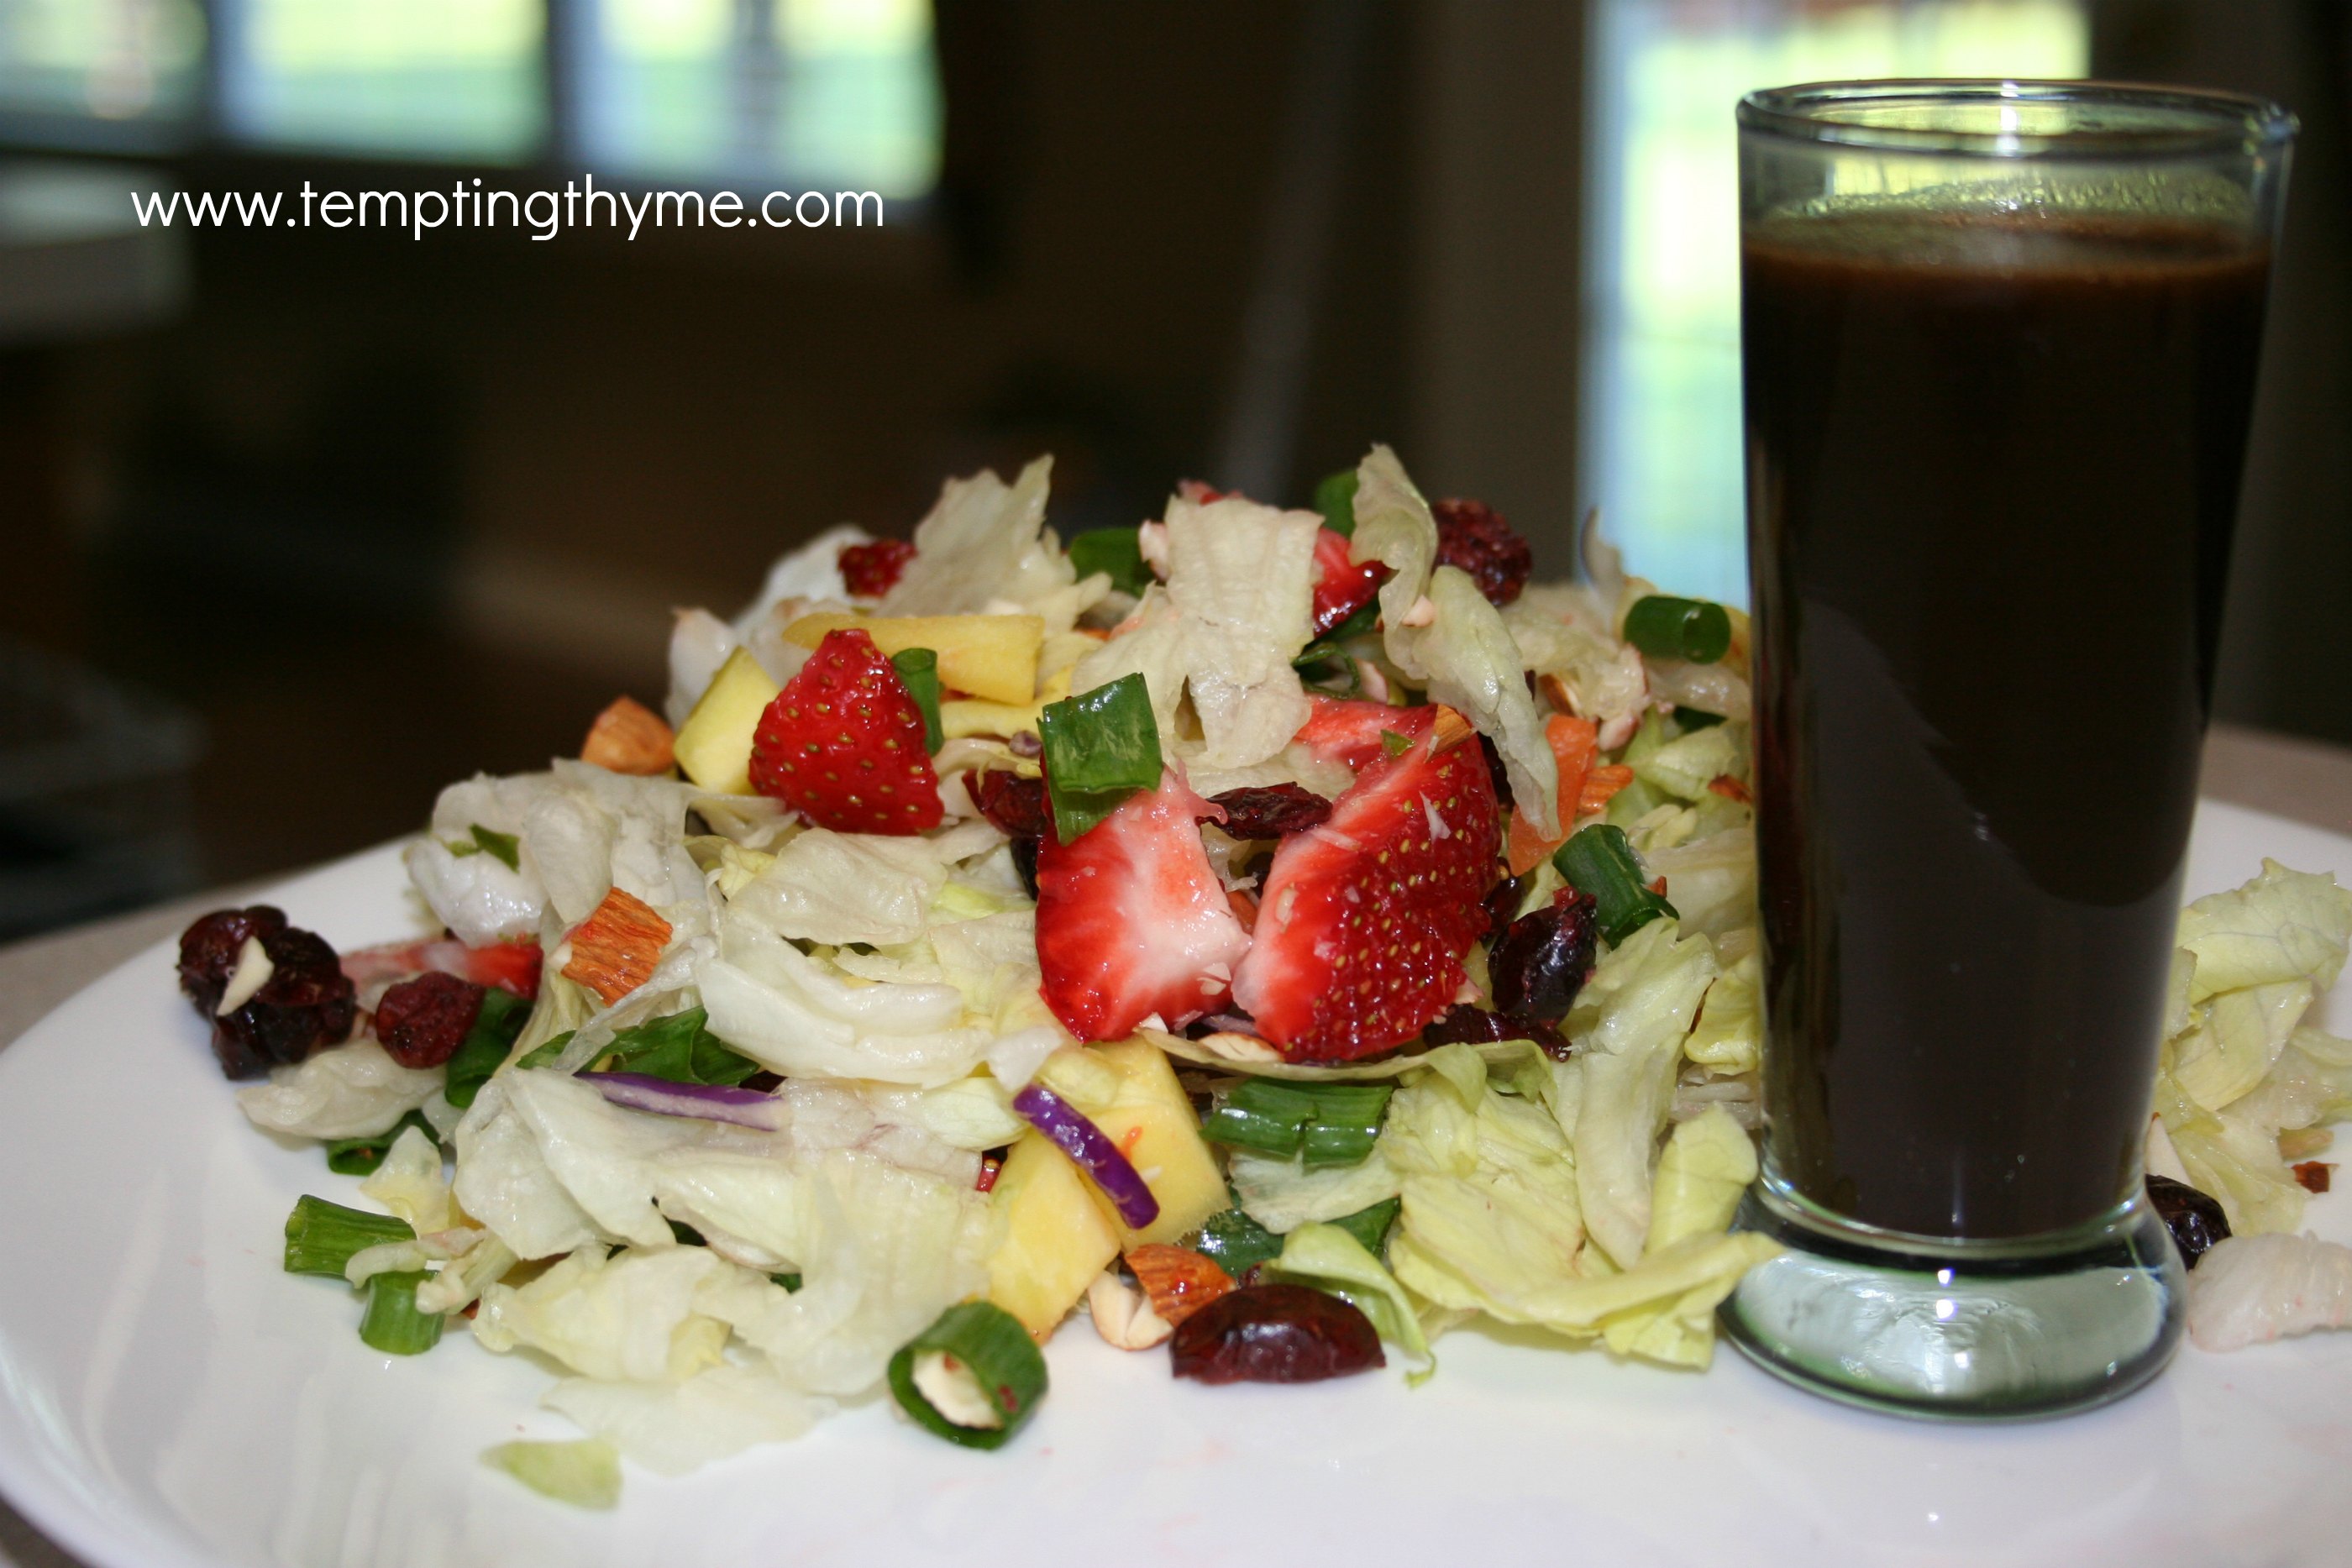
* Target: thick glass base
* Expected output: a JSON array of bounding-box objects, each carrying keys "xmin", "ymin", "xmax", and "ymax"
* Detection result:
[{"xmin": 1718, "ymin": 1172, "xmax": 2186, "ymax": 1420}]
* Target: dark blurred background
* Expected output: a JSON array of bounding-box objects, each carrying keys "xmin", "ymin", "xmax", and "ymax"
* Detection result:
[{"xmin": 0, "ymin": 0, "xmax": 2345, "ymax": 939}]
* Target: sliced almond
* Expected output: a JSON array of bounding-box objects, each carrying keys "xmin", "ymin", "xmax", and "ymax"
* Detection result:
[{"xmin": 582, "ymin": 695, "xmax": 677, "ymax": 776}]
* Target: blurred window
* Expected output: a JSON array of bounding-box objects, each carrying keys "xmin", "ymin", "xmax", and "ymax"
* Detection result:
[
  {"xmin": 580, "ymin": 0, "xmax": 939, "ymax": 194},
  {"xmin": 223, "ymin": 0, "xmax": 544, "ymax": 161},
  {"xmin": 1582, "ymin": 0, "xmax": 2089, "ymax": 604},
  {"xmin": 0, "ymin": 0, "xmax": 203, "ymax": 124},
  {"xmin": 0, "ymin": 0, "xmax": 940, "ymax": 191}
]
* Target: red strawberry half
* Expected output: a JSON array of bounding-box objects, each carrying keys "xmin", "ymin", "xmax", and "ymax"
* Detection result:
[
  {"xmin": 838, "ymin": 538, "xmax": 916, "ymax": 598},
  {"xmin": 1232, "ymin": 717, "xmax": 1501, "ymax": 1061},
  {"xmin": 1292, "ymin": 696, "xmax": 1435, "ymax": 774},
  {"xmin": 1035, "ymin": 771, "xmax": 1251, "ymax": 1041},
  {"xmin": 750, "ymin": 627, "xmax": 943, "ymax": 835},
  {"xmin": 1310, "ymin": 527, "xmax": 1384, "ymax": 637}
]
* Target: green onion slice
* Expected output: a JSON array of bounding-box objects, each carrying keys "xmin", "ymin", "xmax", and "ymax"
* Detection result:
[
  {"xmin": 284, "ymin": 1195, "xmax": 416, "ymax": 1277},
  {"xmin": 442, "ymin": 986, "xmax": 535, "ymax": 1109},
  {"xmin": 1552, "ymin": 823, "xmax": 1678, "ymax": 947},
  {"xmin": 1621, "ymin": 595, "xmax": 1732, "ymax": 664},
  {"xmin": 890, "ymin": 647, "xmax": 946, "ymax": 753},
  {"xmin": 1201, "ymin": 1078, "xmax": 1394, "ymax": 1169},
  {"xmin": 1314, "ymin": 468, "xmax": 1360, "ymax": 538},
  {"xmin": 1672, "ymin": 705, "xmax": 1725, "ymax": 732},
  {"xmin": 359, "ymin": 1268, "xmax": 445, "ymax": 1355},
  {"xmin": 1037, "ymin": 673, "xmax": 1163, "ymax": 843},
  {"xmin": 323, "ymin": 1109, "xmax": 436, "ymax": 1176},
  {"xmin": 1189, "ymin": 1204, "xmax": 1285, "ymax": 1276},
  {"xmin": 483, "ymin": 1439, "xmax": 621, "ymax": 1509},
  {"xmin": 1068, "ymin": 527, "xmax": 1152, "ymax": 596},
  {"xmin": 449, "ymin": 823, "xmax": 522, "ymax": 868},
  {"xmin": 590, "ymin": 1007, "xmax": 759, "ymax": 1087},
  {"xmin": 886, "ymin": 1301, "xmax": 1048, "ymax": 1450},
  {"xmin": 1329, "ymin": 1195, "xmax": 1401, "ymax": 1256}
]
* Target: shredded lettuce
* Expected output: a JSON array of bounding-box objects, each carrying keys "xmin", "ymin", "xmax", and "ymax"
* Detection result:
[
  {"xmin": 1266, "ymin": 1221, "xmax": 1431, "ymax": 1366},
  {"xmin": 474, "ymin": 1244, "xmax": 731, "ymax": 1384},
  {"xmin": 236, "ymin": 1038, "xmax": 444, "ymax": 1142},
  {"xmin": 1162, "ymin": 494, "xmax": 1320, "ymax": 768},
  {"xmin": 482, "ymin": 1438, "xmax": 622, "ymax": 1510},
  {"xmin": 543, "ymin": 1362, "xmax": 826, "ymax": 1476},
  {"xmin": 2176, "ymin": 859, "xmax": 2352, "ymax": 1003},
  {"xmin": 1228, "ymin": 1147, "xmax": 1404, "ymax": 1235},
  {"xmin": 358, "ymin": 1123, "xmax": 454, "ymax": 1233}
]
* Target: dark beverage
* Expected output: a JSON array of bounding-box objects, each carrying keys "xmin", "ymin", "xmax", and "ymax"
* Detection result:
[{"xmin": 1742, "ymin": 210, "xmax": 2273, "ymax": 1238}]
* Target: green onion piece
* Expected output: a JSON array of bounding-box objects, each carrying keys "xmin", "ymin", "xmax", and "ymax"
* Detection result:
[
  {"xmin": 1068, "ymin": 527, "xmax": 1152, "ymax": 596},
  {"xmin": 1552, "ymin": 823, "xmax": 1678, "ymax": 947},
  {"xmin": 1189, "ymin": 1204, "xmax": 1285, "ymax": 1276},
  {"xmin": 890, "ymin": 648, "xmax": 946, "ymax": 753},
  {"xmin": 284, "ymin": 1195, "xmax": 416, "ymax": 1277},
  {"xmin": 443, "ymin": 986, "xmax": 534, "ymax": 1109},
  {"xmin": 592, "ymin": 1007, "xmax": 760, "ymax": 1087},
  {"xmin": 1314, "ymin": 468, "xmax": 1360, "ymax": 538},
  {"xmin": 1672, "ymin": 705, "xmax": 1725, "ymax": 732},
  {"xmin": 483, "ymin": 1439, "xmax": 621, "ymax": 1509},
  {"xmin": 323, "ymin": 1109, "xmax": 435, "ymax": 1176},
  {"xmin": 1379, "ymin": 729, "xmax": 1412, "ymax": 759},
  {"xmin": 1037, "ymin": 673, "xmax": 1163, "ymax": 843},
  {"xmin": 771, "ymin": 1271, "xmax": 802, "ymax": 1293},
  {"xmin": 1622, "ymin": 595, "xmax": 1731, "ymax": 664},
  {"xmin": 886, "ymin": 1301, "xmax": 1048, "ymax": 1450},
  {"xmin": 516, "ymin": 1033, "xmax": 570, "ymax": 1071},
  {"xmin": 668, "ymin": 1219, "xmax": 707, "ymax": 1247},
  {"xmin": 1201, "ymin": 1078, "xmax": 1394, "ymax": 1168},
  {"xmin": 1329, "ymin": 1196, "xmax": 1401, "ymax": 1256},
  {"xmin": 359, "ymin": 1268, "xmax": 444, "ymax": 1355}
]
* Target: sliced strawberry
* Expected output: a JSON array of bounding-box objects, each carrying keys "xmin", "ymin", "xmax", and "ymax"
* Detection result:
[
  {"xmin": 1232, "ymin": 720, "xmax": 1501, "ymax": 1062},
  {"xmin": 340, "ymin": 936, "xmax": 543, "ymax": 1000},
  {"xmin": 749, "ymin": 627, "xmax": 943, "ymax": 834},
  {"xmin": 1291, "ymin": 697, "xmax": 1434, "ymax": 773},
  {"xmin": 837, "ymin": 538, "xmax": 915, "ymax": 598},
  {"xmin": 1310, "ymin": 527, "xmax": 1384, "ymax": 637},
  {"xmin": 1035, "ymin": 771, "xmax": 1251, "ymax": 1041}
]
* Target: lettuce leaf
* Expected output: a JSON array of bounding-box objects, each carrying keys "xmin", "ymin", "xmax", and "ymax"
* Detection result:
[
  {"xmin": 482, "ymin": 1438, "xmax": 621, "ymax": 1510},
  {"xmin": 1229, "ymin": 1147, "xmax": 1404, "ymax": 1235},
  {"xmin": 1641, "ymin": 829, "xmax": 1756, "ymax": 941},
  {"xmin": 473, "ymin": 1244, "xmax": 731, "ymax": 1384},
  {"xmin": 1683, "ymin": 950, "xmax": 1760, "ymax": 1074},
  {"xmin": 2171, "ymin": 979, "xmax": 2313, "ymax": 1112},
  {"xmin": 1163, "ymin": 494, "xmax": 1320, "ymax": 768},
  {"xmin": 2187, "ymin": 1231, "xmax": 2352, "ymax": 1351},
  {"xmin": 1570, "ymin": 920, "xmax": 1720, "ymax": 1268},
  {"xmin": 2176, "ymin": 859, "xmax": 2352, "ymax": 1002},
  {"xmin": 235, "ymin": 1038, "xmax": 445, "ymax": 1142},
  {"xmin": 543, "ymin": 1362, "xmax": 827, "ymax": 1476},
  {"xmin": 358, "ymin": 1123, "xmax": 454, "ymax": 1234},
  {"xmin": 1395, "ymin": 567, "xmax": 1560, "ymax": 837},
  {"xmin": 881, "ymin": 456, "xmax": 1060, "ymax": 617},
  {"xmin": 1266, "ymin": 1221, "xmax": 1431, "ymax": 1365},
  {"xmin": 698, "ymin": 915, "xmax": 994, "ymax": 1087}
]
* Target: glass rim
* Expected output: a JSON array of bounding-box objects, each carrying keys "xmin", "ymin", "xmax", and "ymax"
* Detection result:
[{"xmin": 1738, "ymin": 79, "xmax": 2297, "ymax": 160}]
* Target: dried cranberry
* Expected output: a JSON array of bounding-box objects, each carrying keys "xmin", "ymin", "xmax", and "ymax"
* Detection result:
[
  {"xmin": 1422, "ymin": 1003, "xmax": 1569, "ymax": 1060},
  {"xmin": 1168, "ymin": 1284, "xmax": 1383, "ymax": 1384},
  {"xmin": 969, "ymin": 769, "xmax": 1052, "ymax": 840},
  {"xmin": 2294, "ymin": 1161, "xmax": 2334, "ymax": 1194},
  {"xmin": 1491, "ymin": 891, "xmax": 1598, "ymax": 1021},
  {"xmin": 1208, "ymin": 784, "xmax": 1332, "ymax": 839},
  {"xmin": 1478, "ymin": 873, "xmax": 1527, "ymax": 941},
  {"xmin": 179, "ymin": 907, "xmax": 358, "ymax": 1078},
  {"xmin": 1432, "ymin": 498, "xmax": 1532, "ymax": 606},
  {"xmin": 375, "ymin": 971, "xmax": 488, "ymax": 1068},
  {"xmin": 2145, "ymin": 1174, "xmax": 2230, "ymax": 1268},
  {"xmin": 1478, "ymin": 733, "xmax": 1514, "ymax": 811},
  {"xmin": 837, "ymin": 538, "xmax": 916, "ymax": 597}
]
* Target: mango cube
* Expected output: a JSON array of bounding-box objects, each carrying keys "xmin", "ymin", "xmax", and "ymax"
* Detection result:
[
  {"xmin": 1084, "ymin": 1038, "xmax": 1228, "ymax": 1249},
  {"xmin": 783, "ymin": 613, "xmax": 1045, "ymax": 706},
  {"xmin": 672, "ymin": 648, "xmax": 780, "ymax": 795},
  {"xmin": 985, "ymin": 1130, "xmax": 1122, "ymax": 1339}
]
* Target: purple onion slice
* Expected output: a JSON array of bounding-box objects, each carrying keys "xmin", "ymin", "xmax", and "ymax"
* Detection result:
[
  {"xmin": 1011, "ymin": 1083, "xmax": 1161, "ymax": 1230},
  {"xmin": 581, "ymin": 1071, "xmax": 788, "ymax": 1130}
]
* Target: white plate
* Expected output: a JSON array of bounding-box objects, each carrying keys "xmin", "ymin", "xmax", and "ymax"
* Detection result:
[{"xmin": 1, "ymin": 800, "xmax": 2348, "ymax": 1568}]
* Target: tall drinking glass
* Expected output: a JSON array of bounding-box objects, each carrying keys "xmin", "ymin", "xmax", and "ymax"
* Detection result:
[{"xmin": 1719, "ymin": 81, "xmax": 2295, "ymax": 1417}]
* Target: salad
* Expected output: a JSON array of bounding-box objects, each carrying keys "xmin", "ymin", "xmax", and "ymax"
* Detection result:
[{"xmin": 173, "ymin": 444, "xmax": 2352, "ymax": 1506}]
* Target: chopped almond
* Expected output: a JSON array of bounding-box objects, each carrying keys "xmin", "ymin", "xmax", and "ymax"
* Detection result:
[
  {"xmin": 582, "ymin": 696, "xmax": 676, "ymax": 775},
  {"xmin": 1537, "ymin": 672, "xmax": 1576, "ymax": 716},
  {"xmin": 561, "ymin": 887, "xmax": 672, "ymax": 1004},
  {"xmin": 1086, "ymin": 1271, "xmax": 1173, "ymax": 1350},
  {"xmin": 1427, "ymin": 705, "xmax": 1477, "ymax": 754},
  {"xmin": 1226, "ymin": 887, "xmax": 1260, "ymax": 933},
  {"xmin": 1579, "ymin": 763, "xmax": 1635, "ymax": 815},
  {"xmin": 2280, "ymin": 1126, "xmax": 2335, "ymax": 1160},
  {"xmin": 1125, "ymin": 1243, "xmax": 1235, "ymax": 1329},
  {"xmin": 1707, "ymin": 774, "xmax": 1752, "ymax": 805}
]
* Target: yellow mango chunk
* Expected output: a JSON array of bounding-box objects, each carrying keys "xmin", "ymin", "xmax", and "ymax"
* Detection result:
[
  {"xmin": 1084, "ymin": 1037, "xmax": 1228, "ymax": 1249},
  {"xmin": 937, "ymin": 668, "xmax": 1073, "ymax": 742},
  {"xmin": 984, "ymin": 1130, "xmax": 1121, "ymax": 1340},
  {"xmin": 672, "ymin": 648, "xmax": 780, "ymax": 795},
  {"xmin": 784, "ymin": 613, "xmax": 1045, "ymax": 706}
]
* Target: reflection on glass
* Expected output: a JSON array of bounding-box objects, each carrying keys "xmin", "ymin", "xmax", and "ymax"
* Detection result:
[
  {"xmin": 0, "ymin": 0, "xmax": 205, "ymax": 122},
  {"xmin": 224, "ymin": 0, "xmax": 543, "ymax": 162},
  {"xmin": 1581, "ymin": 0, "xmax": 2088, "ymax": 605},
  {"xmin": 581, "ymin": 0, "xmax": 939, "ymax": 195}
]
